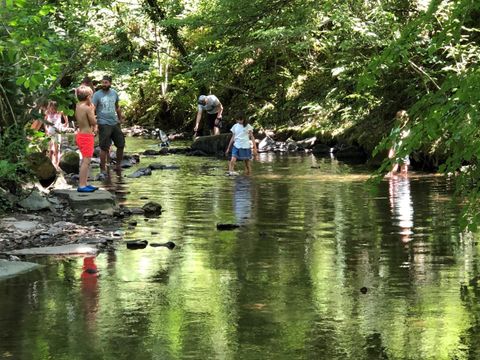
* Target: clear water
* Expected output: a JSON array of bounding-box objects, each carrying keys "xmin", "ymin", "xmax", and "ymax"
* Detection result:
[{"xmin": 1, "ymin": 138, "xmax": 479, "ymax": 360}]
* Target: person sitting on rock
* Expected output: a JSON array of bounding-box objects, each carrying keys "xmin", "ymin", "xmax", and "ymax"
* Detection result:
[
  {"xmin": 194, "ymin": 94, "xmax": 223, "ymax": 136},
  {"xmin": 75, "ymin": 86, "xmax": 98, "ymax": 192}
]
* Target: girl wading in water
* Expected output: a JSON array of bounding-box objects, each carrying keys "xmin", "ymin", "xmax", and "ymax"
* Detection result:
[{"xmin": 225, "ymin": 117, "xmax": 258, "ymax": 176}]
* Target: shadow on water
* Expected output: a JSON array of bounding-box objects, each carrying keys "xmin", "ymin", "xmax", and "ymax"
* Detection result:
[{"xmin": 1, "ymin": 138, "xmax": 480, "ymax": 359}]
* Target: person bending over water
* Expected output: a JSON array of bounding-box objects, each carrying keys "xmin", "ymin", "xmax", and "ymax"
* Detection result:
[
  {"xmin": 225, "ymin": 117, "xmax": 258, "ymax": 176},
  {"xmin": 75, "ymin": 86, "xmax": 98, "ymax": 192}
]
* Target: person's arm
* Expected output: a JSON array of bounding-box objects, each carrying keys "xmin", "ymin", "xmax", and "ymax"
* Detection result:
[
  {"xmin": 216, "ymin": 103, "xmax": 223, "ymax": 118},
  {"xmin": 225, "ymin": 132, "xmax": 234, "ymax": 155},
  {"xmin": 194, "ymin": 108, "xmax": 202, "ymax": 132},
  {"xmin": 116, "ymin": 102, "xmax": 124, "ymax": 124},
  {"xmin": 87, "ymin": 106, "xmax": 97, "ymax": 133}
]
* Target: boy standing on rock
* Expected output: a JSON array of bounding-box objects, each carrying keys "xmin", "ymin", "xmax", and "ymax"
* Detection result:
[{"xmin": 75, "ymin": 86, "xmax": 98, "ymax": 192}]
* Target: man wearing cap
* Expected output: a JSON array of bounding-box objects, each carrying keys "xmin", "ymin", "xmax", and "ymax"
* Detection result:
[
  {"xmin": 92, "ymin": 75, "xmax": 125, "ymax": 175},
  {"xmin": 194, "ymin": 94, "xmax": 223, "ymax": 136}
]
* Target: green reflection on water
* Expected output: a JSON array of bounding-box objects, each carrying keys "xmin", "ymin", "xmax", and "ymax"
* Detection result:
[{"xmin": 1, "ymin": 138, "xmax": 479, "ymax": 360}]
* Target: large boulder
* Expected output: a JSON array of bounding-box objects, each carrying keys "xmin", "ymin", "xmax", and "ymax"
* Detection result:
[
  {"xmin": 26, "ymin": 152, "xmax": 57, "ymax": 188},
  {"xmin": 59, "ymin": 151, "xmax": 80, "ymax": 174},
  {"xmin": 191, "ymin": 133, "xmax": 232, "ymax": 156}
]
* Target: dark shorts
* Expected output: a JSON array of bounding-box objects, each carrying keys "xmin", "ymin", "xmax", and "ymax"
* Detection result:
[
  {"xmin": 206, "ymin": 112, "xmax": 220, "ymax": 130},
  {"xmin": 98, "ymin": 124, "xmax": 125, "ymax": 151},
  {"xmin": 232, "ymin": 146, "xmax": 252, "ymax": 160}
]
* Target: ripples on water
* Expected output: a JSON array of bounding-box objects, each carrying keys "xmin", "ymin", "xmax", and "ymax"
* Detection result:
[{"xmin": 1, "ymin": 138, "xmax": 480, "ymax": 360}]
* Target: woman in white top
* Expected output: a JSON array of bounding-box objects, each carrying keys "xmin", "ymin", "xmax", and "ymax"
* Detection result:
[
  {"xmin": 44, "ymin": 101, "xmax": 68, "ymax": 169},
  {"xmin": 225, "ymin": 117, "xmax": 258, "ymax": 175}
]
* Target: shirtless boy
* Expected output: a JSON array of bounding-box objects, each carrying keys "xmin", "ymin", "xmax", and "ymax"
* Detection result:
[{"xmin": 75, "ymin": 85, "xmax": 98, "ymax": 192}]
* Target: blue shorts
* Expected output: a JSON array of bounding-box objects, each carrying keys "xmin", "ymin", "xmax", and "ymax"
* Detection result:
[{"xmin": 232, "ymin": 146, "xmax": 252, "ymax": 160}]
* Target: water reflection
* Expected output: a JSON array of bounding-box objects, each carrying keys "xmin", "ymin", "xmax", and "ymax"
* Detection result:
[
  {"xmin": 233, "ymin": 177, "xmax": 253, "ymax": 225},
  {"xmin": 81, "ymin": 256, "xmax": 99, "ymax": 331},
  {"xmin": 389, "ymin": 176, "xmax": 414, "ymax": 243},
  {"xmin": 1, "ymin": 140, "xmax": 479, "ymax": 360}
]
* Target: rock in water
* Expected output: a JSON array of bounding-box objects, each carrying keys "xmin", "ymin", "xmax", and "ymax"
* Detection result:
[
  {"xmin": 150, "ymin": 241, "xmax": 176, "ymax": 249},
  {"xmin": 59, "ymin": 151, "xmax": 80, "ymax": 174},
  {"xmin": 142, "ymin": 201, "xmax": 162, "ymax": 217},
  {"xmin": 126, "ymin": 240, "xmax": 148, "ymax": 249},
  {"xmin": 216, "ymin": 223, "xmax": 240, "ymax": 230},
  {"xmin": 128, "ymin": 167, "xmax": 152, "ymax": 178},
  {"xmin": 26, "ymin": 152, "xmax": 57, "ymax": 188}
]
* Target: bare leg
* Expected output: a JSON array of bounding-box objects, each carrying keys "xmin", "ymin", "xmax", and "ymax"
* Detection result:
[
  {"xmin": 79, "ymin": 157, "xmax": 91, "ymax": 187},
  {"xmin": 245, "ymin": 160, "xmax": 251, "ymax": 175},
  {"xmin": 100, "ymin": 149, "xmax": 108, "ymax": 173},
  {"xmin": 387, "ymin": 163, "xmax": 399, "ymax": 177},
  {"xmin": 401, "ymin": 164, "xmax": 408, "ymax": 176},
  {"xmin": 115, "ymin": 146, "xmax": 124, "ymax": 172},
  {"xmin": 229, "ymin": 157, "xmax": 237, "ymax": 172},
  {"xmin": 213, "ymin": 126, "xmax": 220, "ymax": 135}
]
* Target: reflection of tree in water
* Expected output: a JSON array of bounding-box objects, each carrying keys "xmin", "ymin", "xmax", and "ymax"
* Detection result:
[
  {"xmin": 389, "ymin": 176, "xmax": 414, "ymax": 243},
  {"xmin": 234, "ymin": 177, "xmax": 252, "ymax": 224}
]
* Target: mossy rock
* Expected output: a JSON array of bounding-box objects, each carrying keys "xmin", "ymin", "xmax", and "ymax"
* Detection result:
[
  {"xmin": 59, "ymin": 151, "xmax": 80, "ymax": 174},
  {"xmin": 191, "ymin": 133, "xmax": 232, "ymax": 156},
  {"xmin": 26, "ymin": 152, "xmax": 57, "ymax": 188}
]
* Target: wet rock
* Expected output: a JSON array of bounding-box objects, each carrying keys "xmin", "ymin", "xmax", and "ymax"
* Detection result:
[
  {"xmin": 258, "ymin": 136, "xmax": 275, "ymax": 152},
  {"xmin": 52, "ymin": 189, "xmax": 116, "ymax": 212},
  {"xmin": 128, "ymin": 220, "xmax": 137, "ymax": 226},
  {"xmin": 0, "ymin": 259, "xmax": 40, "ymax": 279},
  {"xmin": 8, "ymin": 244, "xmax": 99, "ymax": 256},
  {"xmin": 26, "ymin": 152, "xmax": 57, "ymax": 188},
  {"xmin": 128, "ymin": 167, "xmax": 152, "ymax": 178},
  {"xmin": 126, "ymin": 240, "xmax": 148, "ymax": 250},
  {"xmin": 360, "ymin": 287, "xmax": 368, "ymax": 294},
  {"xmin": 191, "ymin": 133, "xmax": 232, "ymax": 155},
  {"xmin": 150, "ymin": 241, "xmax": 175, "ymax": 250},
  {"xmin": 129, "ymin": 207, "xmax": 145, "ymax": 215},
  {"xmin": 187, "ymin": 149, "xmax": 209, "ymax": 157},
  {"xmin": 312, "ymin": 143, "xmax": 332, "ymax": 155},
  {"xmin": 59, "ymin": 151, "xmax": 80, "ymax": 174},
  {"xmin": 140, "ymin": 196, "xmax": 149, "ymax": 200},
  {"xmin": 148, "ymin": 163, "xmax": 180, "ymax": 171},
  {"xmin": 142, "ymin": 202, "xmax": 162, "ymax": 217},
  {"xmin": 216, "ymin": 223, "xmax": 240, "ymax": 230},
  {"xmin": 296, "ymin": 137, "xmax": 317, "ymax": 150},
  {"xmin": 143, "ymin": 149, "xmax": 160, "ymax": 156},
  {"xmin": 148, "ymin": 163, "xmax": 166, "ymax": 170},
  {"xmin": 168, "ymin": 147, "xmax": 189, "ymax": 154}
]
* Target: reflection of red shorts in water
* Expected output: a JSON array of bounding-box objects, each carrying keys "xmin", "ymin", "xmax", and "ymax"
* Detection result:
[{"xmin": 76, "ymin": 133, "xmax": 94, "ymax": 158}]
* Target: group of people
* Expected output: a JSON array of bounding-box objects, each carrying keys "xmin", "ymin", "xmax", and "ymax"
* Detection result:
[
  {"xmin": 75, "ymin": 75, "xmax": 125, "ymax": 192},
  {"xmin": 195, "ymin": 94, "xmax": 258, "ymax": 175},
  {"xmin": 38, "ymin": 88, "xmax": 409, "ymax": 185}
]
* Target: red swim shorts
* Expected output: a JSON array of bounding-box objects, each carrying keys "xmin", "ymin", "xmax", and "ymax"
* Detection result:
[{"xmin": 76, "ymin": 133, "xmax": 94, "ymax": 158}]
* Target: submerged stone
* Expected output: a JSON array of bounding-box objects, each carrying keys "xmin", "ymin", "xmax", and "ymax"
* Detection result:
[
  {"xmin": 217, "ymin": 223, "xmax": 240, "ymax": 230},
  {"xmin": 8, "ymin": 244, "xmax": 99, "ymax": 256},
  {"xmin": 142, "ymin": 202, "xmax": 162, "ymax": 217},
  {"xmin": 126, "ymin": 240, "xmax": 148, "ymax": 250},
  {"xmin": 0, "ymin": 259, "xmax": 40, "ymax": 279},
  {"xmin": 150, "ymin": 241, "xmax": 175, "ymax": 250}
]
